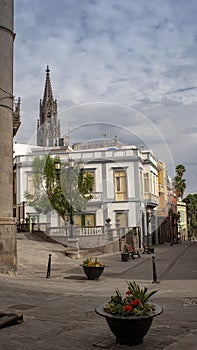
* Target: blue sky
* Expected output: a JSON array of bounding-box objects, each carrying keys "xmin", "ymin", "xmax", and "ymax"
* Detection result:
[{"xmin": 14, "ymin": 0, "xmax": 197, "ymax": 194}]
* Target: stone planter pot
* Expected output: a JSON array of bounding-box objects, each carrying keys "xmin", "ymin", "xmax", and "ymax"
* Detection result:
[
  {"xmin": 95, "ymin": 303, "xmax": 163, "ymax": 346},
  {"xmin": 82, "ymin": 265, "xmax": 106, "ymax": 280},
  {"xmin": 121, "ymin": 253, "xmax": 130, "ymax": 262}
]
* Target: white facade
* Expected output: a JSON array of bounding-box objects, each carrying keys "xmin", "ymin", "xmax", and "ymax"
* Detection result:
[{"xmin": 14, "ymin": 142, "xmax": 159, "ymax": 245}]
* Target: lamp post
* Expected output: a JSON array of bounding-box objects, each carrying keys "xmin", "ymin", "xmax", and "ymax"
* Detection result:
[
  {"xmin": 54, "ymin": 160, "xmax": 61, "ymax": 179},
  {"xmin": 54, "ymin": 158, "xmax": 84, "ymax": 239},
  {"xmin": 135, "ymin": 226, "xmax": 141, "ymax": 248},
  {"xmin": 67, "ymin": 158, "xmax": 74, "ymax": 238},
  {"xmin": 188, "ymin": 216, "xmax": 191, "ymax": 239},
  {"xmin": 147, "ymin": 208, "xmax": 152, "ymax": 247},
  {"xmin": 55, "ymin": 158, "xmax": 74, "ymax": 237},
  {"xmin": 67, "ymin": 158, "xmax": 84, "ymax": 238},
  {"xmin": 115, "ymin": 218, "xmax": 121, "ymax": 251},
  {"xmin": 169, "ymin": 210, "xmax": 173, "ymax": 245}
]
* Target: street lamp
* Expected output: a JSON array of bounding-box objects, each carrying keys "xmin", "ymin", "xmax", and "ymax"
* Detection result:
[
  {"xmin": 54, "ymin": 160, "xmax": 61, "ymax": 181},
  {"xmin": 54, "ymin": 158, "xmax": 84, "ymax": 239},
  {"xmin": 147, "ymin": 208, "xmax": 153, "ymax": 247},
  {"xmin": 115, "ymin": 218, "xmax": 121, "ymax": 251},
  {"xmin": 67, "ymin": 158, "xmax": 75, "ymax": 238},
  {"xmin": 67, "ymin": 158, "xmax": 84, "ymax": 238}
]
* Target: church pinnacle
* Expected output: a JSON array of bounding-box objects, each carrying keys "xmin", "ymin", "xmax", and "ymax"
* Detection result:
[
  {"xmin": 43, "ymin": 65, "xmax": 54, "ymax": 103},
  {"xmin": 37, "ymin": 66, "xmax": 61, "ymax": 147}
]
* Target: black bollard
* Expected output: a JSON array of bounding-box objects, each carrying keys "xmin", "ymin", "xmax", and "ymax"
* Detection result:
[
  {"xmin": 152, "ymin": 256, "xmax": 159, "ymax": 283},
  {"xmin": 46, "ymin": 254, "xmax": 52, "ymax": 278}
]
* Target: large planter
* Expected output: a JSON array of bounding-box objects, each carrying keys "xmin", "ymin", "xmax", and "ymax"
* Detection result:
[
  {"xmin": 95, "ymin": 303, "xmax": 163, "ymax": 345},
  {"xmin": 82, "ymin": 265, "xmax": 105, "ymax": 280},
  {"xmin": 121, "ymin": 253, "xmax": 130, "ymax": 262}
]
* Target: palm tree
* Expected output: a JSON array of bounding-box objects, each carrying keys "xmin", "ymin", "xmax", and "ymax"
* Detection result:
[
  {"xmin": 175, "ymin": 164, "xmax": 186, "ymax": 177},
  {"xmin": 174, "ymin": 164, "xmax": 186, "ymax": 200}
]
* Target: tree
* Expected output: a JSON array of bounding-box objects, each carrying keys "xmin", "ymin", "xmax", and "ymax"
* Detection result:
[
  {"xmin": 183, "ymin": 194, "xmax": 197, "ymax": 237},
  {"xmin": 175, "ymin": 164, "xmax": 186, "ymax": 177},
  {"xmin": 25, "ymin": 155, "xmax": 94, "ymax": 222},
  {"xmin": 174, "ymin": 164, "xmax": 186, "ymax": 200},
  {"xmin": 24, "ymin": 156, "xmax": 52, "ymax": 214}
]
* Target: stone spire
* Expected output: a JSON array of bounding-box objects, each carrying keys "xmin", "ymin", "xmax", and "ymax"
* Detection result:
[
  {"xmin": 43, "ymin": 65, "xmax": 54, "ymax": 103},
  {"xmin": 37, "ymin": 66, "xmax": 61, "ymax": 147}
]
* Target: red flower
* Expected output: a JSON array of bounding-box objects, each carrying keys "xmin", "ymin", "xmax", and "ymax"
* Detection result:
[
  {"xmin": 126, "ymin": 290, "xmax": 131, "ymax": 295},
  {"xmin": 131, "ymin": 299, "xmax": 141, "ymax": 306},
  {"xmin": 124, "ymin": 304, "xmax": 132, "ymax": 312}
]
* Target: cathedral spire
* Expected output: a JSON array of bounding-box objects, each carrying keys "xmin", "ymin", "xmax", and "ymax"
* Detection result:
[
  {"xmin": 43, "ymin": 65, "xmax": 54, "ymax": 103},
  {"xmin": 37, "ymin": 66, "xmax": 61, "ymax": 147}
]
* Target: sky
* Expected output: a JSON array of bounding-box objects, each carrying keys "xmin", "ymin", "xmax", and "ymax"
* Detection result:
[{"xmin": 14, "ymin": 0, "xmax": 197, "ymax": 195}]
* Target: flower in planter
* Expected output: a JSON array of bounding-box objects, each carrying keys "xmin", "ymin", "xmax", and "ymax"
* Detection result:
[
  {"xmin": 82, "ymin": 256, "xmax": 105, "ymax": 267},
  {"xmin": 104, "ymin": 281, "xmax": 157, "ymax": 316}
]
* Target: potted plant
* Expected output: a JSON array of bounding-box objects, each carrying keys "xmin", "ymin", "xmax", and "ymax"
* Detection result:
[
  {"xmin": 95, "ymin": 281, "xmax": 163, "ymax": 345},
  {"xmin": 81, "ymin": 257, "xmax": 107, "ymax": 280},
  {"xmin": 121, "ymin": 245, "xmax": 130, "ymax": 262}
]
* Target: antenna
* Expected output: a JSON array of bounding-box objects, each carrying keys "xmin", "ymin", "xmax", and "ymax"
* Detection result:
[{"xmin": 64, "ymin": 121, "xmax": 70, "ymax": 145}]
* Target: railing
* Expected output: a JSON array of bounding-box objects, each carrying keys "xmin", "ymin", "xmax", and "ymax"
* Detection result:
[
  {"xmin": 45, "ymin": 225, "xmax": 129, "ymax": 238},
  {"xmin": 36, "ymin": 224, "xmax": 138, "ymax": 249},
  {"xmin": 33, "ymin": 222, "xmax": 50, "ymax": 231},
  {"xmin": 90, "ymin": 192, "xmax": 103, "ymax": 201},
  {"xmin": 144, "ymin": 193, "xmax": 159, "ymax": 203},
  {"xmin": 46, "ymin": 226, "xmax": 106, "ymax": 250},
  {"xmin": 46, "ymin": 225, "xmax": 105, "ymax": 236},
  {"xmin": 76, "ymin": 226, "xmax": 104, "ymax": 235},
  {"xmin": 46, "ymin": 226, "xmax": 69, "ymax": 236}
]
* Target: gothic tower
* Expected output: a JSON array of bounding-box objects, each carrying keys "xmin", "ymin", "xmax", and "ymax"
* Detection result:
[{"xmin": 37, "ymin": 66, "xmax": 61, "ymax": 147}]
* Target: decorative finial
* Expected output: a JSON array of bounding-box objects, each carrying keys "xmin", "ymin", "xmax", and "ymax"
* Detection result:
[{"xmin": 46, "ymin": 65, "xmax": 50, "ymax": 74}]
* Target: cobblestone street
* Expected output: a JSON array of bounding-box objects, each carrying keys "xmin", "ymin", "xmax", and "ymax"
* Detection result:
[{"xmin": 0, "ymin": 234, "xmax": 196, "ymax": 349}]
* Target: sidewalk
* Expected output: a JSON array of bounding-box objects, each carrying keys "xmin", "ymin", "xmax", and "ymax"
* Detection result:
[{"xmin": 0, "ymin": 233, "xmax": 196, "ymax": 349}]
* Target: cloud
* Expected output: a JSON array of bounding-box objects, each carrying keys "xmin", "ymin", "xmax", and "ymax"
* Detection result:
[{"xmin": 14, "ymin": 0, "xmax": 197, "ymax": 194}]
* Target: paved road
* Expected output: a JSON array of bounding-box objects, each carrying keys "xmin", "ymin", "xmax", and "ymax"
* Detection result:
[
  {"xmin": 116, "ymin": 242, "xmax": 197, "ymax": 281},
  {"xmin": 0, "ymin": 234, "xmax": 196, "ymax": 350}
]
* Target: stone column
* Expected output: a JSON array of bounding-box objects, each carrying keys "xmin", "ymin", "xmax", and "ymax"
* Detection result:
[{"xmin": 0, "ymin": 0, "xmax": 17, "ymax": 273}]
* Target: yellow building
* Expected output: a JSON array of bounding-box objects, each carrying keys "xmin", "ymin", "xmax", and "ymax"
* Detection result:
[
  {"xmin": 177, "ymin": 201, "xmax": 188, "ymax": 241},
  {"xmin": 157, "ymin": 161, "xmax": 168, "ymax": 216}
]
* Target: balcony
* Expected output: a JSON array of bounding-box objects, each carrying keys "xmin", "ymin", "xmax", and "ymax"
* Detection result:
[
  {"xmin": 144, "ymin": 193, "xmax": 159, "ymax": 207},
  {"xmin": 89, "ymin": 192, "xmax": 103, "ymax": 201},
  {"xmin": 13, "ymin": 98, "xmax": 21, "ymax": 137}
]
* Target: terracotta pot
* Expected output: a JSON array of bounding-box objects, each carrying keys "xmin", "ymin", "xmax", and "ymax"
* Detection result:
[{"xmin": 95, "ymin": 303, "xmax": 163, "ymax": 345}]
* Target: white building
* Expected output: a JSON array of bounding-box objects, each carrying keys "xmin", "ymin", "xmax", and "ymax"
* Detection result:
[{"xmin": 14, "ymin": 139, "xmax": 159, "ymax": 248}]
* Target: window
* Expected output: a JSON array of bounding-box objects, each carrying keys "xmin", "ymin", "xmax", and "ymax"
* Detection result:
[
  {"xmin": 85, "ymin": 214, "xmax": 95, "ymax": 226},
  {"xmin": 144, "ymin": 173, "xmax": 149, "ymax": 193},
  {"xmin": 115, "ymin": 170, "xmax": 127, "ymax": 201},
  {"xmin": 73, "ymin": 215, "xmax": 82, "ymax": 227},
  {"xmin": 115, "ymin": 212, "xmax": 128, "ymax": 227},
  {"xmin": 83, "ymin": 170, "xmax": 95, "ymax": 193},
  {"xmin": 73, "ymin": 213, "xmax": 95, "ymax": 227},
  {"xmin": 153, "ymin": 174, "xmax": 157, "ymax": 195},
  {"xmin": 27, "ymin": 174, "xmax": 36, "ymax": 195},
  {"xmin": 140, "ymin": 170, "xmax": 143, "ymax": 199}
]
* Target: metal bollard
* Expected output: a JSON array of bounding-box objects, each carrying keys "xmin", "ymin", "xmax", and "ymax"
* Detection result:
[
  {"xmin": 152, "ymin": 256, "xmax": 159, "ymax": 283},
  {"xmin": 46, "ymin": 254, "xmax": 52, "ymax": 278}
]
